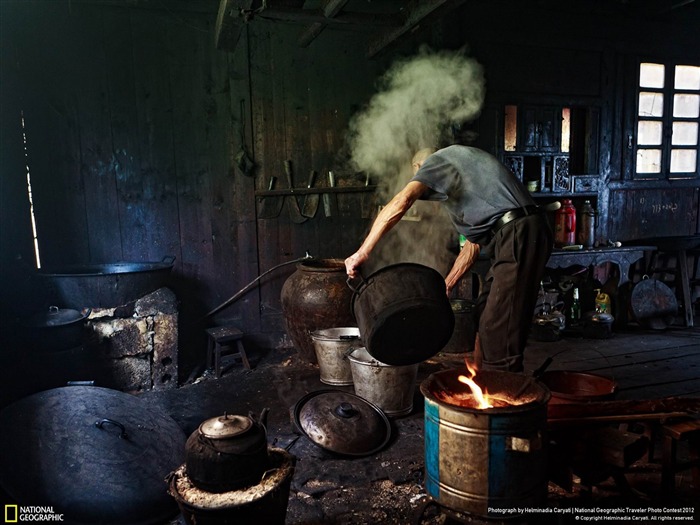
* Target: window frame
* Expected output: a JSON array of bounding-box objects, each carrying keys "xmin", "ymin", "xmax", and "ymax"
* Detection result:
[{"xmin": 630, "ymin": 59, "xmax": 700, "ymax": 181}]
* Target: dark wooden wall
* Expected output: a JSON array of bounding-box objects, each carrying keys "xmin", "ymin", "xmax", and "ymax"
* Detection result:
[
  {"xmin": 0, "ymin": 1, "xmax": 379, "ymax": 377},
  {"xmin": 1, "ymin": 0, "xmax": 699, "ymax": 379}
]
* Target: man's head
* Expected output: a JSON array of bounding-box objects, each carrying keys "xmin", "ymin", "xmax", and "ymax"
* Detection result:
[{"xmin": 412, "ymin": 148, "xmax": 436, "ymax": 174}]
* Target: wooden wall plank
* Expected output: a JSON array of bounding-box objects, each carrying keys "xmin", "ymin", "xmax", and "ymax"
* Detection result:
[
  {"xmin": 126, "ymin": 9, "xmax": 181, "ymax": 263},
  {"xmin": 72, "ymin": 6, "xmax": 123, "ymax": 263},
  {"xmin": 101, "ymin": 7, "xmax": 140, "ymax": 262}
]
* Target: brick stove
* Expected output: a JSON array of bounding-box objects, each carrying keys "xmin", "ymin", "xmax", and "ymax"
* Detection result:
[{"xmin": 85, "ymin": 287, "xmax": 179, "ymax": 391}]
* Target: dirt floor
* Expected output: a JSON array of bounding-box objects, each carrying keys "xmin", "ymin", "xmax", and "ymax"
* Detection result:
[{"xmin": 146, "ymin": 337, "xmax": 700, "ymax": 525}]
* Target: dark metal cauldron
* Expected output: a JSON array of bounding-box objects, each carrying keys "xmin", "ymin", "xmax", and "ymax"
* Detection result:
[
  {"xmin": 348, "ymin": 263, "xmax": 454, "ymax": 366},
  {"xmin": 185, "ymin": 409, "xmax": 269, "ymax": 493},
  {"xmin": 22, "ymin": 305, "xmax": 91, "ymax": 352}
]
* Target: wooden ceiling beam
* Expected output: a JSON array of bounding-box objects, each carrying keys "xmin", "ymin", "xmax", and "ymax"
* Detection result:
[
  {"xmin": 297, "ymin": 0, "xmax": 348, "ymax": 47},
  {"xmin": 366, "ymin": 0, "xmax": 467, "ymax": 58},
  {"xmin": 258, "ymin": 6, "xmax": 401, "ymax": 27},
  {"xmin": 215, "ymin": 0, "xmax": 254, "ymax": 51}
]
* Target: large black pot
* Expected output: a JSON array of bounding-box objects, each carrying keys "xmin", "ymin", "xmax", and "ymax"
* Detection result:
[
  {"xmin": 22, "ymin": 305, "xmax": 91, "ymax": 352},
  {"xmin": 38, "ymin": 256, "xmax": 175, "ymax": 308},
  {"xmin": 348, "ymin": 263, "xmax": 454, "ymax": 366},
  {"xmin": 185, "ymin": 409, "xmax": 270, "ymax": 493}
]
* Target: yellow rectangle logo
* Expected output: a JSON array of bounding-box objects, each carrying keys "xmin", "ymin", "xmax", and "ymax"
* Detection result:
[{"xmin": 5, "ymin": 504, "xmax": 18, "ymax": 523}]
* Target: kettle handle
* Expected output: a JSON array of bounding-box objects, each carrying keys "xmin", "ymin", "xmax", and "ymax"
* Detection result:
[{"xmin": 250, "ymin": 407, "xmax": 270, "ymax": 429}]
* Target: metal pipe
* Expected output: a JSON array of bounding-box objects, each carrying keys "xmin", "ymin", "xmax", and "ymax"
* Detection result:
[{"xmin": 201, "ymin": 252, "xmax": 313, "ymax": 320}]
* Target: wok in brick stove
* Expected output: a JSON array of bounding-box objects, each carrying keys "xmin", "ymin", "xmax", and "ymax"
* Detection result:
[{"xmin": 417, "ymin": 364, "xmax": 551, "ymax": 522}]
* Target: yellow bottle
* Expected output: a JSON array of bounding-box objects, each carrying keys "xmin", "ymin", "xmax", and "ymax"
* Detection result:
[{"xmin": 595, "ymin": 289, "xmax": 611, "ymax": 314}]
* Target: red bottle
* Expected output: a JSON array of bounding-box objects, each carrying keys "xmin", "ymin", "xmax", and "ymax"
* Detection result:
[{"xmin": 554, "ymin": 199, "xmax": 576, "ymax": 247}]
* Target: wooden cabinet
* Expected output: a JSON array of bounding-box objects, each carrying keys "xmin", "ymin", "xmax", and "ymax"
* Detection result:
[
  {"xmin": 499, "ymin": 103, "xmax": 600, "ymax": 196},
  {"xmin": 503, "ymin": 153, "xmax": 571, "ymax": 194}
]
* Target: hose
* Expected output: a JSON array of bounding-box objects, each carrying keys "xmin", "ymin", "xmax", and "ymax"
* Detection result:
[{"xmin": 200, "ymin": 252, "xmax": 313, "ymax": 321}]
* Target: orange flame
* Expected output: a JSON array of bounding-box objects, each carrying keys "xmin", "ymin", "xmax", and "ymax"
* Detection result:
[{"xmin": 458, "ymin": 357, "xmax": 492, "ymax": 409}]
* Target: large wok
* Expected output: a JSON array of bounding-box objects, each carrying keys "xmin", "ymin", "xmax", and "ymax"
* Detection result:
[{"xmin": 38, "ymin": 256, "xmax": 175, "ymax": 308}]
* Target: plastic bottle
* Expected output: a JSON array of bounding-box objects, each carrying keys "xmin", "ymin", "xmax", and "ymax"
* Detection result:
[
  {"xmin": 595, "ymin": 289, "xmax": 611, "ymax": 314},
  {"xmin": 578, "ymin": 200, "xmax": 596, "ymax": 248},
  {"xmin": 554, "ymin": 199, "xmax": 577, "ymax": 247}
]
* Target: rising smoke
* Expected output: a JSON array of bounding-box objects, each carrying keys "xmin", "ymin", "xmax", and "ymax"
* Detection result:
[{"xmin": 345, "ymin": 47, "xmax": 486, "ymax": 275}]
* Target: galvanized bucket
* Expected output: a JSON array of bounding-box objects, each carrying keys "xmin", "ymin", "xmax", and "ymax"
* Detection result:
[
  {"xmin": 347, "ymin": 347, "xmax": 418, "ymax": 417},
  {"xmin": 310, "ymin": 327, "xmax": 360, "ymax": 386}
]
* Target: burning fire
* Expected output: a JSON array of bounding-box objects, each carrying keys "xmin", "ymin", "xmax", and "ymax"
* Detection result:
[{"xmin": 458, "ymin": 358, "xmax": 493, "ymax": 409}]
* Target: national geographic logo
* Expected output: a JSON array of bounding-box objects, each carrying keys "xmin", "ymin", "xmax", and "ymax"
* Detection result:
[{"xmin": 4, "ymin": 505, "xmax": 64, "ymax": 522}]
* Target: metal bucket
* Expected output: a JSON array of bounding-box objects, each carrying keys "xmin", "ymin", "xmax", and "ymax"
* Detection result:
[
  {"xmin": 348, "ymin": 263, "xmax": 454, "ymax": 366},
  {"xmin": 310, "ymin": 327, "xmax": 360, "ymax": 386},
  {"xmin": 420, "ymin": 369, "xmax": 550, "ymax": 518},
  {"xmin": 347, "ymin": 347, "xmax": 418, "ymax": 417}
]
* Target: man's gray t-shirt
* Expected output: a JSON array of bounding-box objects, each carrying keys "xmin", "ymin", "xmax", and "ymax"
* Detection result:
[{"xmin": 410, "ymin": 145, "xmax": 534, "ymax": 243}]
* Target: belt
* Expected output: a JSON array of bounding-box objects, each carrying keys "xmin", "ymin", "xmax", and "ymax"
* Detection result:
[{"xmin": 492, "ymin": 205, "xmax": 543, "ymax": 234}]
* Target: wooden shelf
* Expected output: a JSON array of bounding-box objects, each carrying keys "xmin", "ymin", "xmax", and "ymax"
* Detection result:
[{"xmin": 255, "ymin": 185, "xmax": 377, "ymax": 197}]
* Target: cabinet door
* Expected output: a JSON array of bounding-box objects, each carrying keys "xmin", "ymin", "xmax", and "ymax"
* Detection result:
[{"xmin": 520, "ymin": 105, "xmax": 561, "ymax": 152}]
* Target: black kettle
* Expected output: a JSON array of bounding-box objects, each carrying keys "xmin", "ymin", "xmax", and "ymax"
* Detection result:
[{"xmin": 185, "ymin": 408, "xmax": 269, "ymax": 493}]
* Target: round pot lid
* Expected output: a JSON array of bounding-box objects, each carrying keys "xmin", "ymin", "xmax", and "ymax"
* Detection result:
[
  {"xmin": 199, "ymin": 414, "xmax": 253, "ymax": 439},
  {"xmin": 24, "ymin": 305, "xmax": 90, "ymax": 328},
  {"xmin": 0, "ymin": 386, "xmax": 186, "ymax": 525},
  {"xmin": 293, "ymin": 390, "xmax": 391, "ymax": 456}
]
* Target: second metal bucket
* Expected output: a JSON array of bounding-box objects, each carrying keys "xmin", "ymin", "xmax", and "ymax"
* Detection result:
[
  {"xmin": 347, "ymin": 347, "xmax": 418, "ymax": 417},
  {"xmin": 310, "ymin": 327, "xmax": 360, "ymax": 386}
]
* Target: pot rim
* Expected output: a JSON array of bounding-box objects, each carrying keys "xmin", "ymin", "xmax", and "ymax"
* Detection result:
[
  {"xmin": 38, "ymin": 259, "xmax": 175, "ymax": 277},
  {"xmin": 420, "ymin": 369, "xmax": 551, "ymax": 414},
  {"xmin": 310, "ymin": 327, "xmax": 360, "ymax": 341},
  {"xmin": 23, "ymin": 306, "xmax": 91, "ymax": 328},
  {"xmin": 297, "ymin": 258, "xmax": 346, "ymax": 272}
]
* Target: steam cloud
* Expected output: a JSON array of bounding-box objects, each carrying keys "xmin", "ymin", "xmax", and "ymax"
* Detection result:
[{"xmin": 345, "ymin": 47, "xmax": 486, "ymax": 276}]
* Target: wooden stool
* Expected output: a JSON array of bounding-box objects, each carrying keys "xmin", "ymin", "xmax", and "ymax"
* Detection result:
[
  {"xmin": 661, "ymin": 418, "xmax": 700, "ymax": 495},
  {"xmin": 205, "ymin": 326, "xmax": 250, "ymax": 378}
]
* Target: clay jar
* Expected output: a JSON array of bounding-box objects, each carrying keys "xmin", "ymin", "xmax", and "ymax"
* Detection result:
[{"xmin": 280, "ymin": 258, "xmax": 355, "ymax": 363}]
